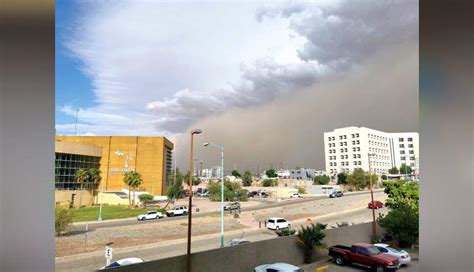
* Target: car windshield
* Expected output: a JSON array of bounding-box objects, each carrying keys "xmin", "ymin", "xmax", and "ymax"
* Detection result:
[
  {"xmin": 368, "ymin": 246, "xmax": 381, "ymax": 255},
  {"xmin": 387, "ymin": 246, "xmax": 402, "ymax": 253}
]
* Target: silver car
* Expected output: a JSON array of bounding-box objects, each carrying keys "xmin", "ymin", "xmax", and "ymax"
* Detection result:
[{"xmin": 255, "ymin": 263, "xmax": 303, "ymax": 272}]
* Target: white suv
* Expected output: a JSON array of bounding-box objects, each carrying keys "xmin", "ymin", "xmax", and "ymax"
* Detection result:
[
  {"xmin": 166, "ymin": 205, "xmax": 188, "ymax": 217},
  {"xmin": 137, "ymin": 211, "xmax": 164, "ymax": 221},
  {"xmin": 267, "ymin": 217, "xmax": 291, "ymax": 230}
]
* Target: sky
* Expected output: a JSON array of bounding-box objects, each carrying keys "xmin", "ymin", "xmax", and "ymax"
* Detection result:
[{"xmin": 56, "ymin": 0, "xmax": 419, "ymax": 171}]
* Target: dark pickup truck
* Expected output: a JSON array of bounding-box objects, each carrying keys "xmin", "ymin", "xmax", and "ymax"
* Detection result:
[{"xmin": 329, "ymin": 243, "xmax": 400, "ymax": 272}]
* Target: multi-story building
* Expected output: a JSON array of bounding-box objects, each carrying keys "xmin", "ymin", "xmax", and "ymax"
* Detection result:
[
  {"xmin": 289, "ymin": 168, "xmax": 316, "ymax": 181},
  {"xmin": 389, "ymin": 133, "xmax": 419, "ymax": 170},
  {"xmin": 324, "ymin": 127, "xmax": 419, "ymax": 176},
  {"xmin": 201, "ymin": 166, "xmax": 223, "ymax": 178},
  {"xmin": 55, "ymin": 136, "xmax": 174, "ymax": 195}
]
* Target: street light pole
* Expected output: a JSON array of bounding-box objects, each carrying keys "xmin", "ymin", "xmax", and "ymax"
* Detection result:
[
  {"xmin": 186, "ymin": 129, "xmax": 202, "ymax": 272},
  {"xmin": 203, "ymin": 142, "xmax": 225, "ymax": 248},
  {"xmin": 368, "ymin": 153, "xmax": 376, "ymax": 238}
]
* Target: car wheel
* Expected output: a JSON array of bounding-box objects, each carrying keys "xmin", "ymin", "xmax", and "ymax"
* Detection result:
[
  {"xmin": 335, "ymin": 256, "xmax": 344, "ymax": 265},
  {"xmin": 287, "ymin": 224, "xmax": 291, "ymax": 229},
  {"xmin": 276, "ymin": 226, "xmax": 280, "ymax": 231},
  {"xmin": 375, "ymin": 265, "xmax": 384, "ymax": 272},
  {"xmin": 170, "ymin": 213, "xmax": 175, "ymax": 217}
]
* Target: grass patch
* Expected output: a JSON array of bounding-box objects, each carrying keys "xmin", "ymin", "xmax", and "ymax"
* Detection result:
[{"xmin": 71, "ymin": 205, "xmax": 152, "ymax": 222}]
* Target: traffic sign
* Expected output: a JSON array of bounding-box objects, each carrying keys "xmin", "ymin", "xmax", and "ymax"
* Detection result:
[{"xmin": 105, "ymin": 246, "xmax": 113, "ymax": 259}]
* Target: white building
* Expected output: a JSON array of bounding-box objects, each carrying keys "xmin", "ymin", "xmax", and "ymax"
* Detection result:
[
  {"xmin": 389, "ymin": 133, "xmax": 419, "ymax": 170},
  {"xmin": 277, "ymin": 169, "xmax": 290, "ymax": 179},
  {"xmin": 201, "ymin": 166, "xmax": 223, "ymax": 178},
  {"xmin": 324, "ymin": 127, "xmax": 419, "ymax": 176}
]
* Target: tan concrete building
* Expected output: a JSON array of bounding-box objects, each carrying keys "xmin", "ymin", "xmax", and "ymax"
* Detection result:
[{"xmin": 55, "ymin": 136, "xmax": 174, "ymax": 196}]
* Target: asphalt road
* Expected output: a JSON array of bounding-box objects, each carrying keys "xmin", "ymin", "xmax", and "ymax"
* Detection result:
[
  {"xmin": 301, "ymin": 258, "xmax": 418, "ymax": 272},
  {"xmin": 56, "ymin": 205, "xmax": 387, "ymax": 272},
  {"xmin": 72, "ymin": 190, "xmax": 379, "ymax": 232}
]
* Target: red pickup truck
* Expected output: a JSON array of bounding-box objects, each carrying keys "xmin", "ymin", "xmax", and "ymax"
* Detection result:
[{"xmin": 329, "ymin": 243, "xmax": 400, "ymax": 272}]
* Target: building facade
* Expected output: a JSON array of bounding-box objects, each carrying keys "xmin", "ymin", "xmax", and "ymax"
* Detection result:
[
  {"xmin": 324, "ymin": 127, "xmax": 419, "ymax": 176},
  {"xmin": 389, "ymin": 132, "xmax": 420, "ymax": 170},
  {"xmin": 55, "ymin": 136, "xmax": 174, "ymax": 196}
]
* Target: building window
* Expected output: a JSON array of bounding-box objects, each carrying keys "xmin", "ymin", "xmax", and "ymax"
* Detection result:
[
  {"xmin": 328, "ymin": 137, "xmax": 332, "ymax": 141},
  {"xmin": 356, "ymin": 133, "xmax": 359, "ymax": 138},
  {"xmin": 339, "ymin": 136, "xmax": 343, "ymax": 140},
  {"xmin": 410, "ymin": 156, "xmax": 415, "ymax": 160},
  {"xmin": 408, "ymin": 138, "xmax": 413, "ymax": 142},
  {"xmin": 409, "ymin": 150, "xmax": 414, "ymax": 154},
  {"xmin": 399, "ymin": 138, "xmax": 404, "ymax": 142},
  {"xmin": 357, "ymin": 147, "xmax": 360, "ymax": 151},
  {"xmin": 408, "ymin": 144, "xmax": 414, "ymax": 148},
  {"xmin": 344, "ymin": 135, "xmax": 347, "ymax": 139},
  {"xmin": 400, "ymin": 150, "xmax": 405, "ymax": 154},
  {"xmin": 399, "ymin": 144, "xmax": 404, "ymax": 148},
  {"xmin": 334, "ymin": 163, "xmax": 337, "ymax": 166},
  {"xmin": 401, "ymin": 156, "xmax": 406, "ymax": 160},
  {"xmin": 332, "ymin": 137, "xmax": 335, "ymax": 140},
  {"xmin": 351, "ymin": 134, "xmax": 355, "ymax": 138}
]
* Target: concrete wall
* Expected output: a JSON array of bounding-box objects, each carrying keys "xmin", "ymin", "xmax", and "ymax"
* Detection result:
[
  {"xmin": 55, "ymin": 190, "xmax": 95, "ymax": 208},
  {"xmin": 107, "ymin": 222, "xmax": 383, "ymax": 272}
]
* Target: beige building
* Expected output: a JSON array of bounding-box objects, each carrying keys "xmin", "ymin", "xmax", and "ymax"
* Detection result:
[{"xmin": 55, "ymin": 136, "xmax": 174, "ymax": 198}]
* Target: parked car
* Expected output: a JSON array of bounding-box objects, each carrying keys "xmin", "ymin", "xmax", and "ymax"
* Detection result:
[
  {"xmin": 267, "ymin": 217, "xmax": 291, "ymax": 230},
  {"xmin": 248, "ymin": 191, "xmax": 259, "ymax": 197},
  {"xmin": 201, "ymin": 190, "xmax": 210, "ymax": 197},
  {"xmin": 368, "ymin": 201, "xmax": 384, "ymax": 209},
  {"xmin": 166, "ymin": 205, "xmax": 188, "ymax": 217},
  {"xmin": 181, "ymin": 190, "xmax": 189, "ymax": 197},
  {"xmin": 260, "ymin": 191, "xmax": 270, "ymax": 198},
  {"xmin": 224, "ymin": 202, "xmax": 241, "ymax": 211},
  {"xmin": 99, "ymin": 257, "xmax": 144, "ymax": 270},
  {"xmin": 374, "ymin": 243, "xmax": 412, "ymax": 266},
  {"xmin": 329, "ymin": 191, "xmax": 344, "ymax": 198},
  {"xmin": 137, "ymin": 211, "xmax": 164, "ymax": 221},
  {"xmin": 289, "ymin": 193, "xmax": 303, "ymax": 198},
  {"xmin": 328, "ymin": 243, "xmax": 400, "ymax": 272},
  {"xmin": 225, "ymin": 238, "xmax": 250, "ymax": 247},
  {"xmin": 254, "ymin": 263, "xmax": 303, "ymax": 272}
]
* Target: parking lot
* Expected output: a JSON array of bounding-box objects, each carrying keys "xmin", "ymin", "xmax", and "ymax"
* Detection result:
[{"xmin": 302, "ymin": 258, "xmax": 419, "ymax": 272}]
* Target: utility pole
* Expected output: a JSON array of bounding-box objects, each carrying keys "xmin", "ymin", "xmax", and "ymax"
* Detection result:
[{"xmin": 368, "ymin": 153, "xmax": 377, "ymax": 239}]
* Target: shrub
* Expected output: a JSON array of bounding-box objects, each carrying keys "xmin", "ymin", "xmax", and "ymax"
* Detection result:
[
  {"xmin": 276, "ymin": 228, "xmax": 296, "ymax": 236},
  {"xmin": 138, "ymin": 194, "xmax": 154, "ymax": 207},
  {"xmin": 262, "ymin": 179, "xmax": 276, "ymax": 187},
  {"xmin": 55, "ymin": 207, "xmax": 74, "ymax": 236},
  {"xmin": 313, "ymin": 175, "xmax": 330, "ymax": 185},
  {"xmin": 296, "ymin": 186, "xmax": 306, "ymax": 194},
  {"xmin": 265, "ymin": 169, "xmax": 278, "ymax": 178},
  {"xmin": 337, "ymin": 172, "xmax": 348, "ymax": 185}
]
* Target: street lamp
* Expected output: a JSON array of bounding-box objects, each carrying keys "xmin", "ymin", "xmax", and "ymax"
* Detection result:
[
  {"xmin": 203, "ymin": 142, "xmax": 225, "ymax": 248},
  {"xmin": 367, "ymin": 153, "xmax": 377, "ymax": 239},
  {"xmin": 186, "ymin": 129, "xmax": 202, "ymax": 272}
]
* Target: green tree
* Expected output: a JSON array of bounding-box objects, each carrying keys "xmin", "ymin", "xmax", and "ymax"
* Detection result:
[
  {"xmin": 138, "ymin": 194, "xmax": 154, "ymax": 208},
  {"xmin": 55, "ymin": 207, "xmax": 74, "ymax": 236},
  {"xmin": 75, "ymin": 168, "xmax": 102, "ymax": 206},
  {"xmin": 242, "ymin": 170, "xmax": 253, "ymax": 186},
  {"xmin": 297, "ymin": 223, "xmax": 327, "ymax": 264},
  {"xmin": 399, "ymin": 163, "xmax": 413, "ymax": 175},
  {"xmin": 377, "ymin": 179, "xmax": 419, "ymax": 247},
  {"xmin": 123, "ymin": 171, "xmax": 143, "ymax": 206},
  {"xmin": 382, "ymin": 179, "xmax": 419, "ymax": 210},
  {"xmin": 207, "ymin": 179, "xmax": 247, "ymax": 202},
  {"xmin": 388, "ymin": 167, "xmax": 399, "ymax": 175},
  {"xmin": 88, "ymin": 168, "xmax": 102, "ymax": 203},
  {"xmin": 262, "ymin": 179, "xmax": 276, "ymax": 187},
  {"xmin": 313, "ymin": 175, "xmax": 330, "ymax": 185},
  {"xmin": 184, "ymin": 171, "xmax": 201, "ymax": 186},
  {"xmin": 165, "ymin": 169, "xmax": 184, "ymax": 208},
  {"xmin": 265, "ymin": 169, "xmax": 277, "ymax": 178},
  {"xmin": 346, "ymin": 168, "xmax": 376, "ymax": 191},
  {"xmin": 231, "ymin": 170, "xmax": 241, "ymax": 178},
  {"xmin": 337, "ymin": 172, "xmax": 348, "ymax": 185},
  {"xmin": 377, "ymin": 205, "xmax": 418, "ymax": 247}
]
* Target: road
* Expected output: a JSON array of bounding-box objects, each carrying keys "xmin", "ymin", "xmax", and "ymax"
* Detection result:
[
  {"xmin": 56, "ymin": 206, "xmax": 387, "ymax": 272},
  {"xmin": 71, "ymin": 190, "xmax": 380, "ymax": 232},
  {"xmin": 301, "ymin": 258, "xmax": 418, "ymax": 272}
]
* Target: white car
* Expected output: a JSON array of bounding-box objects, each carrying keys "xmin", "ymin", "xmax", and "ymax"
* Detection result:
[
  {"xmin": 99, "ymin": 257, "xmax": 144, "ymax": 270},
  {"xmin": 289, "ymin": 193, "xmax": 303, "ymax": 198},
  {"xmin": 137, "ymin": 211, "xmax": 163, "ymax": 221},
  {"xmin": 374, "ymin": 243, "xmax": 412, "ymax": 265},
  {"xmin": 166, "ymin": 205, "xmax": 188, "ymax": 217},
  {"xmin": 255, "ymin": 263, "xmax": 303, "ymax": 272},
  {"xmin": 225, "ymin": 238, "xmax": 250, "ymax": 247},
  {"xmin": 267, "ymin": 217, "xmax": 291, "ymax": 230}
]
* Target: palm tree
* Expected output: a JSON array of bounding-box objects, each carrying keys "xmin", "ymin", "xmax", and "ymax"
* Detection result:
[
  {"xmin": 296, "ymin": 223, "xmax": 327, "ymax": 263},
  {"xmin": 123, "ymin": 171, "xmax": 142, "ymax": 206},
  {"xmin": 75, "ymin": 168, "xmax": 90, "ymax": 207},
  {"xmin": 88, "ymin": 168, "xmax": 102, "ymax": 204}
]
